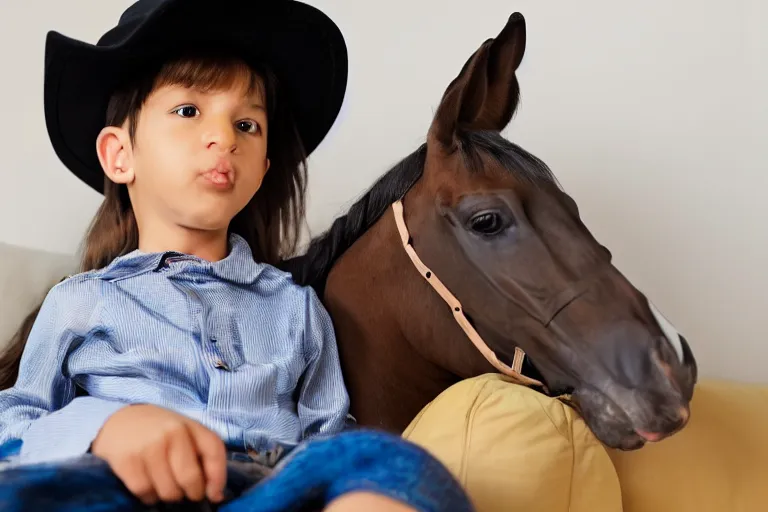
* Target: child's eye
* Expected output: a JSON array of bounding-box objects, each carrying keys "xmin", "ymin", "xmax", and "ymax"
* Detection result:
[
  {"xmin": 172, "ymin": 105, "xmax": 199, "ymax": 118},
  {"xmin": 236, "ymin": 120, "xmax": 260, "ymax": 134}
]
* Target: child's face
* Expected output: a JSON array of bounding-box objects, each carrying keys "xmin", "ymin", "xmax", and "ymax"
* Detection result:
[{"xmin": 112, "ymin": 76, "xmax": 269, "ymax": 234}]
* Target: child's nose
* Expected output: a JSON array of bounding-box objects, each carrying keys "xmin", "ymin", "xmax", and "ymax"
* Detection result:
[{"xmin": 203, "ymin": 118, "xmax": 237, "ymax": 153}]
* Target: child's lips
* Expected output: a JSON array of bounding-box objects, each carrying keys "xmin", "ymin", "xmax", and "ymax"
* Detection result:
[{"xmin": 200, "ymin": 161, "xmax": 235, "ymax": 188}]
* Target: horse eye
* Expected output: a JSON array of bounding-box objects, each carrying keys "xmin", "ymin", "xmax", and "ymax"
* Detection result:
[{"xmin": 468, "ymin": 212, "xmax": 506, "ymax": 236}]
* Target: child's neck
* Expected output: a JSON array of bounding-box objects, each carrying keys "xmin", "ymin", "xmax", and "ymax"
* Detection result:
[{"xmin": 138, "ymin": 224, "xmax": 230, "ymax": 262}]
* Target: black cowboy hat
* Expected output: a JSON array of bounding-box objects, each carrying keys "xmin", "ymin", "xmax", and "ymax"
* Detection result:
[{"xmin": 44, "ymin": 0, "xmax": 348, "ymax": 194}]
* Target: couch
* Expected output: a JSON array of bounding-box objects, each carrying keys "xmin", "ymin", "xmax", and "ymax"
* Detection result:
[
  {"xmin": 2, "ymin": 240, "xmax": 767, "ymax": 511},
  {"xmin": 404, "ymin": 374, "xmax": 768, "ymax": 511}
]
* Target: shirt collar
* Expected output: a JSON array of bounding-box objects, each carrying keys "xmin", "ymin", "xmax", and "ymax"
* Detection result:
[{"xmin": 98, "ymin": 233, "xmax": 265, "ymax": 285}]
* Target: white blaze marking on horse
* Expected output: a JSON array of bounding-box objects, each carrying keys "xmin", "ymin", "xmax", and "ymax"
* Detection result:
[{"xmin": 647, "ymin": 299, "xmax": 684, "ymax": 363}]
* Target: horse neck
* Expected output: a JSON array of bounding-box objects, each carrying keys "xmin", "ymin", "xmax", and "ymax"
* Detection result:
[{"xmin": 325, "ymin": 197, "xmax": 496, "ymax": 432}]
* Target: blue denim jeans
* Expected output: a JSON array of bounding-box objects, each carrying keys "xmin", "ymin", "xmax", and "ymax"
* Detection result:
[{"xmin": 0, "ymin": 429, "xmax": 473, "ymax": 512}]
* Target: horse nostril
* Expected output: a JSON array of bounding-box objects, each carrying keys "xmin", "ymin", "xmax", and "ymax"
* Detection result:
[
  {"xmin": 653, "ymin": 350, "xmax": 675, "ymax": 383},
  {"xmin": 652, "ymin": 338, "xmax": 684, "ymax": 386},
  {"xmin": 664, "ymin": 406, "xmax": 691, "ymax": 435}
]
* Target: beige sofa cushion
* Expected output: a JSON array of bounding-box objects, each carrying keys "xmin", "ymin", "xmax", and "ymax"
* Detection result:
[
  {"xmin": 0, "ymin": 242, "xmax": 77, "ymax": 350},
  {"xmin": 608, "ymin": 378, "xmax": 768, "ymax": 512},
  {"xmin": 403, "ymin": 374, "xmax": 623, "ymax": 512}
]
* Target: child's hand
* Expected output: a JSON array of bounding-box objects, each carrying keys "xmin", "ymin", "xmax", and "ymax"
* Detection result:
[{"xmin": 91, "ymin": 404, "xmax": 227, "ymax": 505}]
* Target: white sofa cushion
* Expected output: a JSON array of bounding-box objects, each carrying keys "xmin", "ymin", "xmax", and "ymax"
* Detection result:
[{"xmin": 0, "ymin": 242, "xmax": 77, "ymax": 351}]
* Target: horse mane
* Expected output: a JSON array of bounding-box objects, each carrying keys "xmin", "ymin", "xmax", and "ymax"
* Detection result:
[
  {"xmin": 281, "ymin": 131, "xmax": 556, "ymax": 295},
  {"xmin": 280, "ymin": 143, "xmax": 428, "ymax": 294}
]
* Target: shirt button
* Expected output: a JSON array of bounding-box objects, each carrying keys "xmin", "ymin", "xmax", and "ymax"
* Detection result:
[
  {"xmin": 214, "ymin": 360, "xmax": 230, "ymax": 371},
  {"xmin": 210, "ymin": 337, "xmax": 217, "ymax": 343}
]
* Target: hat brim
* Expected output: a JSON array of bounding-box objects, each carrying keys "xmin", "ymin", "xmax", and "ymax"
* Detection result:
[{"xmin": 44, "ymin": 0, "xmax": 348, "ymax": 194}]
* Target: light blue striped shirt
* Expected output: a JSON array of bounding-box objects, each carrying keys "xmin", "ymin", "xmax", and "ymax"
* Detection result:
[{"xmin": 0, "ymin": 233, "xmax": 350, "ymax": 465}]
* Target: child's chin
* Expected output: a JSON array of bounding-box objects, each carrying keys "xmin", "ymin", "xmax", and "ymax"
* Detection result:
[
  {"xmin": 179, "ymin": 214, "xmax": 232, "ymax": 233},
  {"xmin": 178, "ymin": 199, "xmax": 243, "ymax": 230}
]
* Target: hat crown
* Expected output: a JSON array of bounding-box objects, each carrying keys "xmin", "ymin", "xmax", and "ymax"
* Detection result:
[
  {"xmin": 119, "ymin": 0, "xmax": 165, "ymax": 26},
  {"xmin": 99, "ymin": 0, "xmax": 166, "ymax": 46}
]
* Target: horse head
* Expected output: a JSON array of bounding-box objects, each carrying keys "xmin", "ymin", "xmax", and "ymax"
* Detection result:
[{"xmin": 400, "ymin": 12, "xmax": 697, "ymax": 450}]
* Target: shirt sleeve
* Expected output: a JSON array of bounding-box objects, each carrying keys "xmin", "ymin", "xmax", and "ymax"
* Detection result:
[
  {"xmin": 0, "ymin": 279, "xmax": 128, "ymax": 464},
  {"xmin": 296, "ymin": 286, "xmax": 350, "ymax": 439}
]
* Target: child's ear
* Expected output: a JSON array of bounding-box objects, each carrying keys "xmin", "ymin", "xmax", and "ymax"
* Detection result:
[{"xmin": 96, "ymin": 126, "xmax": 135, "ymax": 185}]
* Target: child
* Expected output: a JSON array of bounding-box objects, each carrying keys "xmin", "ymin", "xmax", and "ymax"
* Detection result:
[{"xmin": 0, "ymin": 1, "xmax": 474, "ymax": 511}]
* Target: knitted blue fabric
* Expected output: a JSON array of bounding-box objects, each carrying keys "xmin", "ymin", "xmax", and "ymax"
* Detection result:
[{"xmin": 0, "ymin": 429, "xmax": 473, "ymax": 512}]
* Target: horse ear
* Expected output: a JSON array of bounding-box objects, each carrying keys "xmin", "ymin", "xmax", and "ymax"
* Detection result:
[{"xmin": 429, "ymin": 12, "xmax": 526, "ymax": 147}]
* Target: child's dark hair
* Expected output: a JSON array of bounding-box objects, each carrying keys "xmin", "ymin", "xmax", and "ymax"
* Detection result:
[{"xmin": 0, "ymin": 53, "xmax": 308, "ymax": 390}]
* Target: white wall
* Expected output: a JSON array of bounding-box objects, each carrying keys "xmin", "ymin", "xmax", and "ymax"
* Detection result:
[{"xmin": 0, "ymin": 1, "xmax": 765, "ymax": 383}]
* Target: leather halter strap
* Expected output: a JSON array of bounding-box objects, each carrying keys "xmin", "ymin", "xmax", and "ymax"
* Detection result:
[{"xmin": 391, "ymin": 200, "xmax": 544, "ymax": 389}]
